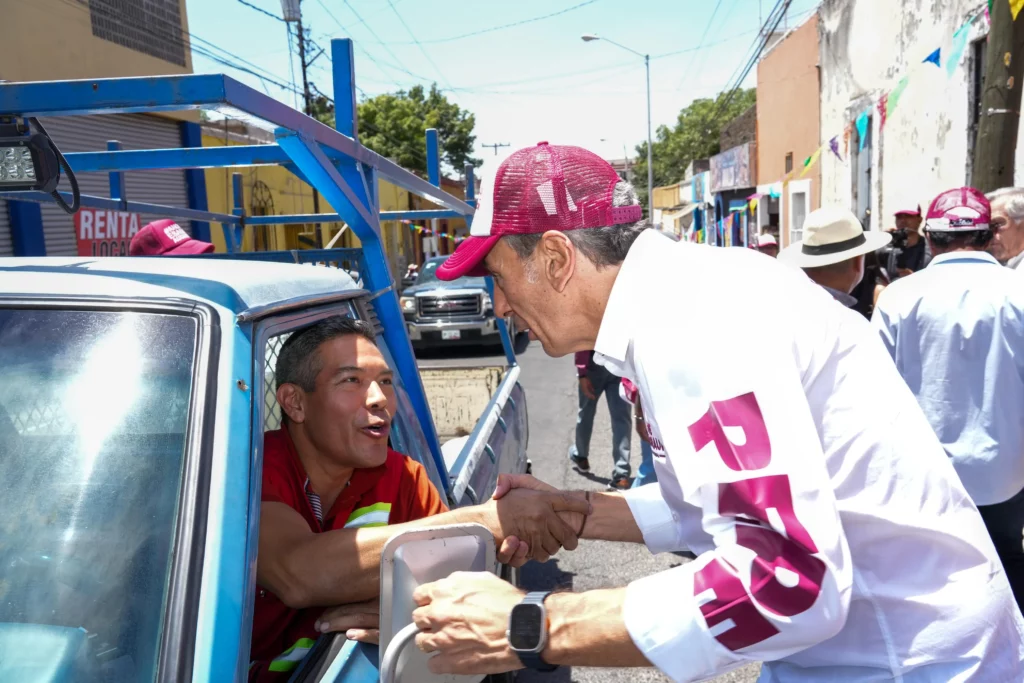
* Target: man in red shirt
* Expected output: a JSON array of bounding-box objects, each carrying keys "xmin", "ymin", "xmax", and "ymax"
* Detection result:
[{"xmin": 250, "ymin": 316, "xmax": 589, "ymax": 679}]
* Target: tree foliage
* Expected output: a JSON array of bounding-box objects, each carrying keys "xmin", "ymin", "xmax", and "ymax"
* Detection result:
[
  {"xmin": 355, "ymin": 84, "xmax": 481, "ymax": 176},
  {"xmin": 632, "ymin": 88, "xmax": 756, "ymax": 210}
]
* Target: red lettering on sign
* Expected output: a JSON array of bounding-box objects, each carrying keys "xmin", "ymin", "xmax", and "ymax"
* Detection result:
[
  {"xmin": 688, "ymin": 392, "xmax": 771, "ymax": 471},
  {"xmin": 694, "ymin": 558, "xmax": 780, "ymax": 651}
]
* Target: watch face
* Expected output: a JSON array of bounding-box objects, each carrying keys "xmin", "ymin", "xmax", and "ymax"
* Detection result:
[{"xmin": 508, "ymin": 603, "xmax": 544, "ymax": 651}]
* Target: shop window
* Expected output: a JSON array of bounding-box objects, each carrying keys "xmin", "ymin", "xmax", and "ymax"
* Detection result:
[
  {"xmin": 790, "ymin": 183, "xmax": 809, "ymax": 245},
  {"xmin": 785, "ymin": 153, "xmax": 794, "ymax": 174}
]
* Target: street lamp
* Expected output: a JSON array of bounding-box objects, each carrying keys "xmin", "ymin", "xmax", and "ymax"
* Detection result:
[{"xmin": 582, "ymin": 33, "xmax": 654, "ymax": 222}]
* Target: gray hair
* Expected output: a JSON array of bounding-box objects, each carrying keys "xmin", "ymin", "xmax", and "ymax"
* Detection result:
[
  {"xmin": 503, "ymin": 181, "xmax": 650, "ymax": 272},
  {"xmin": 275, "ymin": 316, "xmax": 377, "ymax": 392},
  {"xmin": 985, "ymin": 187, "xmax": 1024, "ymax": 220}
]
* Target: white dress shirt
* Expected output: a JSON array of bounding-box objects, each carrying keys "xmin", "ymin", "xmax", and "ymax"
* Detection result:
[
  {"xmin": 597, "ymin": 231, "xmax": 1024, "ymax": 683},
  {"xmin": 871, "ymin": 251, "xmax": 1024, "ymax": 506}
]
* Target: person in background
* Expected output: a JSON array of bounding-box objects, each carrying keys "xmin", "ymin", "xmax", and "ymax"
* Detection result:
[
  {"xmin": 884, "ymin": 205, "xmax": 928, "ymax": 276},
  {"xmin": 619, "ymin": 378, "xmax": 656, "ymax": 488},
  {"xmin": 986, "ymin": 187, "xmax": 1024, "ymax": 270},
  {"xmin": 779, "ymin": 207, "xmax": 891, "ymax": 308},
  {"xmin": 415, "ymin": 143, "xmax": 1022, "ymax": 682},
  {"xmin": 128, "ymin": 219, "xmax": 215, "ymax": 256},
  {"xmin": 873, "ymin": 187, "xmax": 1024, "ymax": 613},
  {"xmin": 571, "ymin": 350, "xmax": 632, "ymax": 490},
  {"xmin": 756, "ymin": 232, "xmax": 779, "ymax": 258}
]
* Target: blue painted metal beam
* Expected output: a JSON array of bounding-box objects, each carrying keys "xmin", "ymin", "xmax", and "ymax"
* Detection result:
[
  {"xmin": 228, "ymin": 173, "xmax": 244, "ymax": 253},
  {"xmin": 332, "ymin": 39, "xmax": 358, "ymax": 142},
  {"xmin": 276, "ymin": 127, "xmax": 450, "ymax": 495},
  {"xmin": 107, "ymin": 140, "xmax": 126, "ymax": 211},
  {"xmin": 426, "ymin": 128, "xmax": 440, "ymax": 187},
  {"xmin": 0, "ymin": 75, "xmax": 474, "ymax": 216},
  {"xmin": 0, "ymin": 190, "xmax": 240, "ymax": 224},
  {"xmin": 62, "ymin": 145, "xmax": 301, "ymax": 172},
  {"xmin": 244, "ymin": 209, "xmax": 468, "ymax": 226}
]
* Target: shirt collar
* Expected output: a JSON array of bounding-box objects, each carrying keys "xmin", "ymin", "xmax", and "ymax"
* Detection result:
[
  {"xmin": 593, "ymin": 230, "xmax": 669, "ymax": 366},
  {"xmin": 821, "ymin": 284, "xmax": 858, "ymax": 308},
  {"xmin": 928, "ymin": 250, "xmax": 1000, "ymax": 267},
  {"xmin": 1006, "ymin": 250, "xmax": 1024, "ymax": 270}
]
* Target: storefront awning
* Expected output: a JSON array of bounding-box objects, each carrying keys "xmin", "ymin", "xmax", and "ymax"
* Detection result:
[{"xmin": 660, "ymin": 204, "xmax": 698, "ymax": 221}]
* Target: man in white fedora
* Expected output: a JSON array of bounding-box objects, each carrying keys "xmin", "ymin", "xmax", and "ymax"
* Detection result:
[{"xmin": 779, "ymin": 207, "xmax": 891, "ymax": 308}]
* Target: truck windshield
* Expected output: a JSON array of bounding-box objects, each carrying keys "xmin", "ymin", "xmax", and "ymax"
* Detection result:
[
  {"xmin": 416, "ymin": 259, "xmax": 486, "ymax": 287},
  {"xmin": 0, "ymin": 308, "xmax": 198, "ymax": 683}
]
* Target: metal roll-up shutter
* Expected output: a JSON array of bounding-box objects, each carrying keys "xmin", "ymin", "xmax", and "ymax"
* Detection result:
[
  {"xmin": 38, "ymin": 114, "xmax": 191, "ymax": 256},
  {"xmin": 0, "ymin": 201, "xmax": 12, "ymax": 257}
]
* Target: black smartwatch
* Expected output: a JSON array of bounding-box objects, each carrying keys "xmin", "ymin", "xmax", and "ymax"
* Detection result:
[{"xmin": 507, "ymin": 591, "xmax": 558, "ymax": 672}]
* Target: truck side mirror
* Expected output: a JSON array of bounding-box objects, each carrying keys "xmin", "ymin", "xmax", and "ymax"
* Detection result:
[{"xmin": 378, "ymin": 523, "xmax": 497, "ymax": 683}]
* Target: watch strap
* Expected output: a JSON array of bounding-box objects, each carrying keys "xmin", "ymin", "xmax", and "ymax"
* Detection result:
[{"xmin": 516, "ymin": 591, "xmax": 557, "ymax": 672}]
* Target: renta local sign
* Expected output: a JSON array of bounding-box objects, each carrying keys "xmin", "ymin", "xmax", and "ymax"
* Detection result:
[{"xmin": 74, "ymin": 208, "xmax": 142, "ymax": 257}]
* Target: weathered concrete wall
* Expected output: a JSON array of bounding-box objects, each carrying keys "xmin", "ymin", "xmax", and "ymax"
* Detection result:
[{"xmin": 817, "ymin": 0, "xmax": 1014, "ymax": 231}]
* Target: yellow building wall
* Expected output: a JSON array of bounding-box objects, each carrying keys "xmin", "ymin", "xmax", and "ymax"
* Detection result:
[
  {"xmin": 0, "ymin": 0, "xmax": 190, "ymax": 77},
  {"xmin": 202, "ymin": 130, "xmax": 419, "ymax": 280}
]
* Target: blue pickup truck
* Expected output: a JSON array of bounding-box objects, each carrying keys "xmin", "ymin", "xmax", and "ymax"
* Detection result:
[{"xmin": 0, "ymin": 39, "xmax": 528, "ymax": 683}]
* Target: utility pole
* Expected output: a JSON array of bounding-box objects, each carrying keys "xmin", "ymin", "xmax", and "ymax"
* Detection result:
[
  {"xmin": 481, "ymin": 142, "xmax": 511, "ymax": 155},
  {"xmin": 972, "ymin": 0, "xmax": 1024, "ymax": 192},
  {"xmin": 285, "ymin": 0, "xmax": 324, "ymax": 247}
]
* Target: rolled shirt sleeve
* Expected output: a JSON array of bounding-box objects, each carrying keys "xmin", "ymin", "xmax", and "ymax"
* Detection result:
[{"xmin": 619, "ymin": 331, "xmax": 853, "ymax": 682}]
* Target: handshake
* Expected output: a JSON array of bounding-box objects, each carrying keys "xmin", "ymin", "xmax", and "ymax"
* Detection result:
[{"xmin": 469, "ymin": 474, "xmax": 592, "ymax": 567}]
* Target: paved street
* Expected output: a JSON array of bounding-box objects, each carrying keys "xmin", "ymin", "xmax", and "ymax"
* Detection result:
[{"xmin": 419, "ymin": 343, "xmax": 761, "ymax": 683}]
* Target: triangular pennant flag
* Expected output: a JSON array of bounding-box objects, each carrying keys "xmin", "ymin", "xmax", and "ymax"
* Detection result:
[
  {"xmin": 856, "ymin": 112, "xmax": 870, "ymax": 151},
  {"xmin": 946, "ymin": 22, "xmax": 971, "ymax": 78},
  {"xmin": 829, "ymin": 136, "xmax": 842, "ymax": 161},
  {"xmin": 749, "ymin": 198, "xmax": 759, "ymax": 213},
  {"xmin": 923, "ymin": 48, "xmax": 941, "ymax": 67},
  {"xmin": 1013, "ymin": 0, "xmax": 1024, "ymax": 21},
  {"xmin": 887, "ymin": 75, "xmax": 911, "ymax": 116},
  {"xmin": 878, "ymin": 94, "xmax": 889, "ymax": 130},
  {"xmin": 800, "ymin": 145, "xmax": 823, "ymax": 178}
]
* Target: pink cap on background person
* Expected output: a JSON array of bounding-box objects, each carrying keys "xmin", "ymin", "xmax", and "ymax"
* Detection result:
[
  {"xmin": 436, "ymin": 142, "xmax": 643, "ymax": 281},
  {"xmin": 129, "ymin": 219, "xmax": 215, "ymax": 256},
  {"xmin": 894, "ymin": 205, "xmax": 922, "ymax": 217},
  {"xmin": 757, "ymin": 233, "xmax": 778, "ymax": 248},
  {"xmin": 924, "ymin": 188, "xmax": 991, "ymax": 232}
]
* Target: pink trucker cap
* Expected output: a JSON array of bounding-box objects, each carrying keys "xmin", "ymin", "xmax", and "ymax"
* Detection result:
[
  {"xmin": 436, "ymin": 142, "xmax": 643, "ymax": 281},
  {"xmin": 924, "ymin": 187, "xmax": 991, "ymax": 232},
  {"xmin": 129, "ymin": 219, "xmax": 215, "ymax": 256}
]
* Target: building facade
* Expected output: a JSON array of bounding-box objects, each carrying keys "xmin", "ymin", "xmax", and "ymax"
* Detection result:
[
  {"xmin": 0, "ymin": 0, "xmax": 203, "ymax": 256},
  {"xmin": 756, "ymin": 13, "xmax": 821, "ymax": 247},
  {"xmin": 817, "ymin": 0, "xmax": 1022, "ymax": 231}
]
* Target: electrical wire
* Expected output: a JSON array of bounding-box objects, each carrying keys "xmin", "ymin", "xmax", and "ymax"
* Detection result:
[
  {"xmin": 235, "ymin": 0, "xmax": 285, "ymax": 23},
  {"xmin": 340, "ymin": 0, "xmax": 434, "ymax": 84},
  {"xmin": 385, "ymin": 0, "xmax": 453, "ymax": 90},
  {"xmin": 385, "ymin": 0, "xmax": 602, "ymax": 46}
]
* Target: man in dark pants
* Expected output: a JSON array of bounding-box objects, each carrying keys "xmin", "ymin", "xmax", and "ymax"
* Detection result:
[{"xmin": 569, "ymin": 350, "xmax": 632, "ymax": 490}]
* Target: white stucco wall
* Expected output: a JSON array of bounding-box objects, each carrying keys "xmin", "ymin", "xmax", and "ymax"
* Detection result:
[{"xmin": 817, "ymin": 0, "xmax": 1020, "ymax": 231}]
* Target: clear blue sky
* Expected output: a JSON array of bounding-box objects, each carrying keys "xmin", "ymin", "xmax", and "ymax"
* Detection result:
[{"xmin": 185, "ymin": 0, "xmax": 821, "ymax": 179}]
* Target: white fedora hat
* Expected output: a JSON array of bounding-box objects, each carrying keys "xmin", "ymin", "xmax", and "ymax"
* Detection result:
[{"xmin": 779, "ymin": 207, "xmax": 892, "ymax": 268}]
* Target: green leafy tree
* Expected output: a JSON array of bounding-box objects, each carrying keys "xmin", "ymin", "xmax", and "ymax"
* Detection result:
[
  {"xmin": 633, "ymin": 88, "xmax": 756, "ymax": 212},
  {"xmin": 357, "ymin": 84, "xmax": 480, "ymax": 175}
]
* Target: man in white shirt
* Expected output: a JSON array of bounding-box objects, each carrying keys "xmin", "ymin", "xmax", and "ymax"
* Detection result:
[
  {"xmin": 873, "ymin": 186, "xmax": 1024, "ymax": 614},
  {"xmin": 779, "ymin": 206, "xmax": 891, "ymax": 308},
  {"xmin": 409, "ymin": 143, "xmax": 1024, "ymax": 682},
  {"xmin": 986, "ymin": 187, "xmax": 1024, "ymax": 270}
]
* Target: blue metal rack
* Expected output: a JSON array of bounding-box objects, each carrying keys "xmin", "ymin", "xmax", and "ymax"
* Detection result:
[{"xmin": 0, "ymin": 37, "xmax": 503, "ymax": 493}]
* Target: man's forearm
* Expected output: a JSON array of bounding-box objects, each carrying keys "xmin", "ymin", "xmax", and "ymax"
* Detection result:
[
  {"xmin": 543, "ymin": 588, "xmax": 651, "ymax": 668},
  {"xmin": 278, "ymin": 506, "xmax": 483, "ymax": 607},
  {"xmin": 569, "ymin": 491, "xmax": 645, "ymax": 544}
]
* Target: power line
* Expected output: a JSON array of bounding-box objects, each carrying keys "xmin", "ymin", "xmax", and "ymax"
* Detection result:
[
  {"xmin": 340, "ymin": 0, "xmax": 434, "ymax": 84},
  {"xmin": 385, "ymin": 0, "xmax": 453, "ymax": 90},
  {"xmin": 235, "ymin": 0, "xmax": 285, "ymax": 22},
  {"xmin": 384, "ymin": 0, "xmax": 602, "ymax": 45},
  {"xmin": 674, "ymin": 0, "xmax": 733, "ymax": 93}
]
